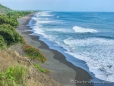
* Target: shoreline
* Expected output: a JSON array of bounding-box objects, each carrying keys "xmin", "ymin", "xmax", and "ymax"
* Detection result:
[{"xmin": 16, "ymin": 14, "xmax": 93, "ymax": 86}]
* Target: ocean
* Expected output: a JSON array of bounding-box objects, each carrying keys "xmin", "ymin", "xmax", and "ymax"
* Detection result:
[{"xmin": 28, "ymin": 11, "xmax": 114, "ymax": 83}]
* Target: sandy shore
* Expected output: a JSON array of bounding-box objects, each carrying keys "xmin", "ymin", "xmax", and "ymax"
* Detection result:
[{"xmin": 16, "ymin": 14, "xmax": 93, "ymax": 86}]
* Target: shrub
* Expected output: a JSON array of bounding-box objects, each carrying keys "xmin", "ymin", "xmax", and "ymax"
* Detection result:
[
  {"xmin": 0, "ymin": 11, "xmax": 32, "ymax": 48},
  {"xmin": 0, "ymin": 24, "xmax": 23, "ymax": 46},
  {"xmin": 0, "ymin": 35, "xmax": 6, "ymax": 49},
  {"xmin": 7, "ymin": 11, "xmax": 33, "ymax": 18},
  {"xmin": 0, "ymin": 15, "xmax": 19, "ymax": 27},
  {"xmin": 33, "ymin": 63, "xmax": 49, "ymax": 73},
  {"xmin": 0, "ymin": 66, "xmax": 27, "ymax": 86},
  {"xmin": 23, "ymin": 43, "xmax": 46, "ymax": 63}
]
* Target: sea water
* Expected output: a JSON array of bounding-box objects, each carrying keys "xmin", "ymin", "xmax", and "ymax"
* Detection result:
[{"xmin": 28, "ymin": 11, "xmax": 114, "ymax": 83}]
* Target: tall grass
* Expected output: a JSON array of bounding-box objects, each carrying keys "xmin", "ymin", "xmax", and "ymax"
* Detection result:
[
  {"xmin": 0, "ymin": 35, "xmax": 6, "ymax": 49},
  {"xmin": 0, "ymin": 66, "xmax": 27, "ymax": 86},
  {"xmin": 33, "ymin": 63, "xmax": 49, "ymax": 73}
]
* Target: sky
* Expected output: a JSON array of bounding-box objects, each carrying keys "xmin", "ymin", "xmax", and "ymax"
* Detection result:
[{"xmin": 0, "ymin": 0, "xmax": 114, "ymax": 12}]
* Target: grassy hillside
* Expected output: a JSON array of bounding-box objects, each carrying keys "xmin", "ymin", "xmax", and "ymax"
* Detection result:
[
  {"xmin": 0, "ymin": 4, "xmax": 63, "ymax": 86},
  {"xmin": 0, "ymin": 50, "xmax": 63, "ymax": 86},
  {"xmin": 0, "ymin": 4, "xmax": 12, "ymax": 14}
]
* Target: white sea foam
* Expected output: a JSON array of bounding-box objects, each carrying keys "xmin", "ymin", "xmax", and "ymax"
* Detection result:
[
  {"xmin": 29, "ymin": 11, "xmax": 114, "ymax": 82},
  {"xmin": 35, "ymin": 11, "xmax": 53, "ymax": 17},
  {"xmin": 36, "ymin": 20, "xmax": 54, "ymax": 24},
  {"xmin": 29, "ymin": 18, "xmax": 53, "ymax": 27},
  {"xmin": 28, "ymin": 19, "xmax": 32, "ymax": 26},
  {"xmin": 63, "ymin": 37, "xmax": 114, "ymax": 82},
  {"xmin": 32, "ymin": 26, "xmax": 44, "ymax": 35},
  {"xmin": 29, "ymin": 12, "xmax": 58, "ymax": 40},
  {"xmin": 73, "ymin": 26, "xmax": 98, "ymax": 33},
  {"xmin": 31, "ymin": 16, "xmax": 56, "ymax": 24},
  {"xmin": 31, "ymin": 26, "xmax": 57, "ymax": 42},
  {"xmin": 46, "ymin": 28, "xmax": 73, "ymax": 33}
]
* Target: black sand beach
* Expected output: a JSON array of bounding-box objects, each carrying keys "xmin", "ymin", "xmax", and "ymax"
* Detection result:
[{"xmin": 16, "ymin": 14, "xmax": 93, "ymax": 86}]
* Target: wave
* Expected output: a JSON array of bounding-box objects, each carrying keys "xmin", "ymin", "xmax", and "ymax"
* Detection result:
[
  {"xmin": 63, "ymin": 37, "xmax": 114, "ymax": 82},
  {"xmin": 36, "ymin": 20, "xmax": 54, "ymax": 24},
  {"xmin": 46, "ymin": 28, "xmax": 74, "ymax": 33},
  {"xmin": 29, "ymin": 18, "xmax": 55, "ymax": 27},
  {"xmin": 97, "ymin": 35, "xmax": 114, "ymax": 39},
  {"xmin": 30, "ymin": 25, "xmax": 57, "ymax": 43},
  {"xmin": 29, "ymin": 11, "xmax": 114, "ymax": 83},
  {"xmin": 35, "ymin": 11, "xmax": 53, "ymax": 17},
  {"xmin": 73, "ymin": 26, "xmax": 98, "ymax": 33}
]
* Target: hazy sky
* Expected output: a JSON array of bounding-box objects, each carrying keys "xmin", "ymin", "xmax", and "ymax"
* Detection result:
[{"xmin": 0, "ymin": 0, "xmax": 114, "ymax": 12}]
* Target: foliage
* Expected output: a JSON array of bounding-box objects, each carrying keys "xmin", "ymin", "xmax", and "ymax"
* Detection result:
[
  {"xmin": 0, "ymin": 24, "xmax": 23, "ymax": 46},
  {"xmin": 7, "ymin": 11, "xmax": 33, "ymax": 18},
  {"xmin": 0, "ymin": 4, "xmax": 33, "ymax": 49},
  {"xmin": 33, "ymin": 63, "xmax": 49, "ymax": 73},
  {"xmin": 0, "ymin": 15, "xmax": 19, "ymax": 27},
  {"xmin": 0, "ymin": 35, "xmax": 6, "ymax": 49},
  {"xmin": 0, "ymin": 4, "xmax": 12, "ymax": 14},
  {"xmin": 0, "ymin": 66, "xmax": 27, "ymax": 86},
  {"xmin": 23, "ymin": 43, "xmax": 46, "ymax": 63}
]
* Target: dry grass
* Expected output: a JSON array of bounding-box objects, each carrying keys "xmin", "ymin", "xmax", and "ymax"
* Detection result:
[{"xmin": 0, "ymin": 50, "xmax": 63, "ymax": 86}]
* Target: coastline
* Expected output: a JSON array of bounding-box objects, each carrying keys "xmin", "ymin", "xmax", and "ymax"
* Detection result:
[{"xmin": 16, "ymin": 14, "xmax": 93, "ymax": 86}]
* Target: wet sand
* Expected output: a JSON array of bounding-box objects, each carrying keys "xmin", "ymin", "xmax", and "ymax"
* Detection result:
[{"xmin": 16, "ymin": 14, "xmax": 93, "ymax": 86}]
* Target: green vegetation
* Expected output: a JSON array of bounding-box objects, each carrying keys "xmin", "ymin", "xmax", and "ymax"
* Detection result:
[
  {"xmin": 0, "ymin": 3, "xmax": 48, "ymax": 86},
  {"xmin": 0, "ymin": 35, "xmax": 6, "ymax": 49},
  {"xmin": 33, "ymin": 63, "xmax": 49, "ymax": 73},
  {"xmin": 22, "ymin": 37, "xmax": 47, "ymax": 63},
  {"xmin": 0, "ymin": 4, "xmax": 33, "ymax": 48},
  {"xmin": 0, "ymin": 24, "xmax": 23, "ymax": 46},
  {"xmin": 0, "ymin": 15, "xmax": 19, "ymax": 26},
  {"xmin": 0, "ymin": 14, "xmax": 47, "ymax": 62},
  {"xmin": 0, "ymin": 4, "xmax": 32, "ymax": 16},
  {"xmin": 0, "ymin": 66, "xmax": 27, "ymax": 86},
  {"xmin": 0, "ymin": 11, "xmax": 33, "ymax": 27},
  {"xmin": 0, "ymin": 4, "xmax": 33, "ymax": 49},
  {"xmin": 0, "ymin": 7, "xmax": 46, "ymax": 63},
  {"xmin": 0, "ymin": 3, "xmax": 46, "ymax": 62},
  {"xmin": 7, "ymin": 11, "xmax": 33, "ymax": 18},
  {"xmin": 23, "ymin": 43, "xmax": 47, "ymax": 63},
  {"xmin": 0, "ymin": 4, "xmax": 12, "ymax": 14}
]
